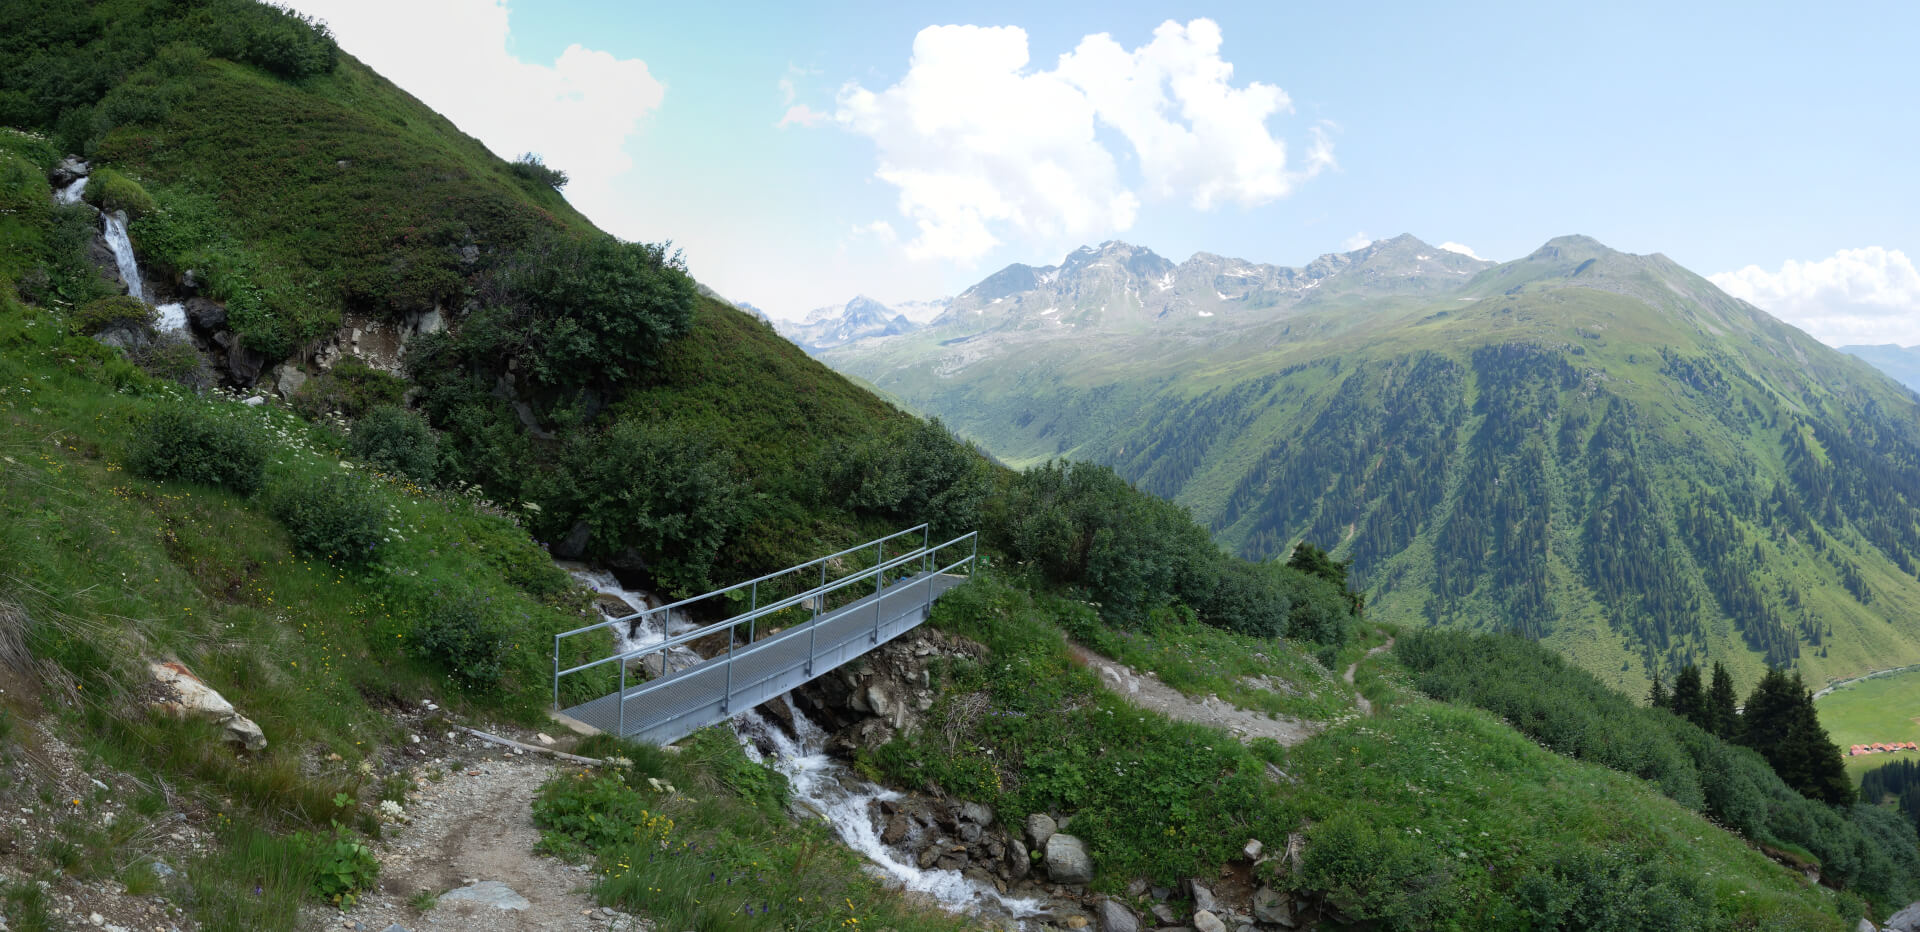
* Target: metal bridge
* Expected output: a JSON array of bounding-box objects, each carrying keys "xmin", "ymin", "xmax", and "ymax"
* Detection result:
[{"xmin": 552, "ymin": 525, "xmax": 976, "ymax": 745}]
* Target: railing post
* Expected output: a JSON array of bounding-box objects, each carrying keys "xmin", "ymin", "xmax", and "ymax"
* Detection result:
[
  {"xmin": 970, "ymin": 532, "xmax": 978, "ymax": 577},
  {"xmin": 724, "ymin": 620, "xmax": 735, "ymax": 713},
  {"xmin": 750, "ymin": 579, "xmax": 758, "ymax": 643},
  {"xmin": 818, "ymin": 563, "xmax": 826, "ymax": 617},
  {"xmin": 877, "ymin": 538, "xmax": 885, "ymax": 596},
  {"xmin": 552, "ymin": 633, "xmax": 561, "ymax": 710},
  {"xmin": 923, "ymin": 525, "xmax": 931, "ymax": 575},
  {"xmin": 618, "ymin": 659, "xmax": 627, "ymax": 737}
]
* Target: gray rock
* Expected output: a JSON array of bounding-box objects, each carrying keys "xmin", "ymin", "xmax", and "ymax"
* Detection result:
[
  {"xmin": 1252, "ymin": 887, "xmax": 1293, "ymax": 927},
  {"xmin": 183, "ymin": 297, "xmax": 225, "ymax": 330},
  {"xmin": 1006, "ymin": 837, "xmax": 1030, "ymax": 881},
  {"xmin": 1026, "ymin": 812, "xmax": 1057, "ymax": 849},
  {"xmin": 1045, "ymin": 832, "xmax": 1092, "ymax": 884},
  {"xmin": 1126, "ymin": 878, "xmax": 1149, "ymax": 898},
  {"xmin": 865, "ymin": 684, "xmax": 892, "ymax": 717},
  {"xmin": 962, "ymin": 801, "xmax": 994, "ymax": 826},
  {"xmin": 1151, "ymin": 904, "xmax": 1178, "ymax": 925},
  {"xmin": 881, "ymin": 814, "xmax": 910, "ymax": 845},
  {"xmin": 1859, "ymin": 920, "xmax": 1878, "ymax": 932},
  {"xmin": 551, "ymin": 520, "xmax": 592, "ymax": 561},
  {"xmin": 381, "ymin": 926, "xmax": 411, "ymax": 932},
  {"xmin": 1189, "ymin": 880, "xmax": 1216, "ymax": 912},
  {"xmin": 1095, "ymin": 897, "xmax": 1139, "ymax": 932},
  {"xmin": 1192, "ymin": 910, "xmax": 1226, "ymax": 932},
  {"xmin": 273, "ymin": 365, "xmax": 307, "ymax": 399},
  {"xmin": 439, "ymin": 880, "xmax": 529, "ymax": 911},
  {"xmin": 1891, "ymin": 902, "xmax": 1920, "ymax": 932},
  {"xmin": 959, "ymin": 822, "xmax": 982, "ymax": 844},
  {"xmin": 1242, "ymin": 838, "xmax": 1264, "ymax": 861}
]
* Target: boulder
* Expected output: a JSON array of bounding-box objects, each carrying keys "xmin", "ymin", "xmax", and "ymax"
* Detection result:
[
  {"xmin": 1861, "ymin": 920, "xmax": 1879, "ymax": 932},
  {"xmin": 1094, "ymin": 897, "xmax": 1139, "ymax": 932},
  {"xmin": 1242, "ymin": 838, "xmax": 1264, "ymax": 861},
  {"xmin": 1887, "ymin": 902, "xmax": 1920, "ymax": 932},
  {"xmin": 1189, "ymin": 880, "xmax": 1216, "ymax": 913},
  {"xmin": 273, "ymin": 365, "xmax": 308, "ymax": 399},
  {"xmin": 1027, "ymin": 812, "xmax": 1057, "ymax": 849},
  {"xmin": 1005, "ymin": 837, "xmax": 1030, "ymax": 881},
  {"xmin": 1045, "ymin": 833, "xmax": 1093, "ymax": 885},
  {"xmin": 183, "ymin": 297, "xmax": 226, "ymax": 331},
  {"xmin": 1192, "ymin": 911, "xmax": 1226, "ymax": 932},
  {"xmin": 962, "ymin": 801, "xmax": 995, "ymax": 826},
  {"xmin": 881, "ymin": 814, "xmax": 911, "ymax": 845},
  {"xmin": 439, "ymin": 880, "xmax": 529, "ymax": 911},
  {"xmin": 147, "ymin": 661, "xmax": 267, "ymax": 751},
  {"xmin": 1252, "ymin": 887, "xmax": 1294, "ymax": 927}
]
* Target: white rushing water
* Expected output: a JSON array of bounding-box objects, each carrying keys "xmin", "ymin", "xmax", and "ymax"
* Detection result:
[
  {"xmin": 562, "ymin": 564, "xmax": 703, "ymax": 674},
  {"xmin": 100, "ymin": 210, "xmax": 145, "ymax": 304},
  {"xmin": 55, "ymin": 175, "xmax": 87, "ymax": 204},
  {"xmin": 734, "ymin": 706, "xmax": 1044, "ymax": 923},
  {"xmin": 154, "ymin": 302, "xmax": 187, "ymax": 333}
]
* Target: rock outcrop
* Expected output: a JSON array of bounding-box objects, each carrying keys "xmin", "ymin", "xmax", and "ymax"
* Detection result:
[{"xmin": 146, "ymin": 660, "xmax": 267, "ymax": 751}]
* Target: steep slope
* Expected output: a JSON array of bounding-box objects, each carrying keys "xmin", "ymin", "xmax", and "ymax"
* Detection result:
[
  {"xmin": 1844, "ymin": 344, "xmax": 1920, "ymax": 392},
  {"xmin": 824, "ymin": 235, "xmax": 1920, "ymax": 692}
]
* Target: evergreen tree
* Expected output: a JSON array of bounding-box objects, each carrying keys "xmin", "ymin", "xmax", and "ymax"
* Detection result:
[
  {"xmin": 1670, "ymin": 664, "xmax": 1707, "ymax": 730},
  {"xmin": 1706, "ymin": 662, "xmax": 1739, "ymax": 739},
  {"xmin": 1740, "ymin": 667, "xmax": 1855, "ymax": 806},
  {"xmin": 1648, "ymin": 671, "xmax": 1668, "ymax": 709}
]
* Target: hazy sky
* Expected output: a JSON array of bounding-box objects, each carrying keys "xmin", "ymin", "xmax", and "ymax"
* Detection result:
[{"xmin": 283, "ymin": 1, "xmax": 1920, "ymax": 344}]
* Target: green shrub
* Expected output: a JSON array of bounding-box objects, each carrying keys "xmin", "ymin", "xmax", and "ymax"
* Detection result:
[
  {"xmin": 291, "ymin": 359, "xmax": 407, "ymax": 419},
  {"xmin": 269, "ymin": 473, "xmax": 385, "ymax": 564},
  {"xmin": 409, "ymin": 598, "xmax": 510, "ymax": 689},
  {"xmin": 71, "ymin": 295, "xmax": 155, "ymax": 336},
  {"xmin": 83, "ymin": 167, "xmax": 158, "ymax": 218},
  {"xmin": 128, "ymin": 406, "xmax": 267, "ymax": 494},
  {"xmin": 349, "ymin": 405, "xmax": 439, "ymax": 482},
  {"xmin": 127, "ymin": 331, "xmax": 211, "ymax": 390},
  {"xmin": 509, "ymin": 153, "xmax": 568, "ymax": 191},
  {"xmin": 295, "ymin": 825, "xmax": 378, "ymax": 906}
]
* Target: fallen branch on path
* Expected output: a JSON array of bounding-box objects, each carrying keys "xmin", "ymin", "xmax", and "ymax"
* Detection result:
[{"xmin": 452, "ymin": 724, "xmax": 609, "ymax": 766}]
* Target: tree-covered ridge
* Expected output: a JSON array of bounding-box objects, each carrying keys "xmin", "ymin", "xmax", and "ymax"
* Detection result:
[{"xmin": 825, "ymin": 242, "xmax": 1920, "ymax": 691}]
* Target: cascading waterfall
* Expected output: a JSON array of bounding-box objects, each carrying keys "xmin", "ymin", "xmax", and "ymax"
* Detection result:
[
  {"xmin": 100, "ymin": 210, "xmax": 146, "ymax": 304},
  {"xmin": 55, "ymin": 175, "xmax": 87, "ymax": 204},
  {"xmin": 734, "ymin": 705, "xmax": 1044, "ymax": 923},
  {"xmin": 563, "ymin": 565, "xmax": 702, "ymax": 674}
]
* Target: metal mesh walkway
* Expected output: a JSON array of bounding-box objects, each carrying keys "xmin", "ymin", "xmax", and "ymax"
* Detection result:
[{"xmin": 553, "ymin": 527, "xmax": 975, "ymax": 746}]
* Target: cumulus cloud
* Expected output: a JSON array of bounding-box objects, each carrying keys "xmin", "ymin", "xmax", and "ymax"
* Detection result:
[
  {"xmin": 1342, "ymin": 232, "xmax": 1373, "ymax": 252},
  {"xmin": 1438, "ymin": 241, "xmax": 1483, "ymax": 260},
  {"xmin": 836, "ymin": 19, "xmax": 1329, "ymax": 261},
  {"xmin": 1711, "ymin": 247, "xmax": 1920, "ymax": 346},
  {"xmin": 283, "ymin": 0, "xmax": 662, "ymax": 209}
]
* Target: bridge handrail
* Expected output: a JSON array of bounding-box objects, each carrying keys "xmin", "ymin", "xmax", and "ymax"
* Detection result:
[
  {"xmin": 556, "ymin": 542, "xmax": 932, "ymax": 680},
  {"xmin": 610, "ymin": 543, "xmax": 981, "ymax": 736},
  {"xmin": 553, "ymin": 523, "xmax": 931, "ymax": 642}
]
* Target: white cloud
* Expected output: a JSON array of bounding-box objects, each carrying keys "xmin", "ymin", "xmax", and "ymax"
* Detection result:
[
  {"xmin": 1710, "ymin": 247, "xmax": 1920, "ymax": 346},
  {"xmin": 777, "ymin": 104, "xmax": 830, "ymax": 128},
  {"xmin": 1438, "ymin": 241, "xmax": 1483, "ymax": 260},
  {"xmin": 836, "ymin": 19, "xmax": 1328, "ymax": 262},
  {"xmin": 283, "ymin": 0, "xmax": 662, "ymax": 210},
  {"xmin": 1342, "ymin": 232, "xmax": 1373, "ymax": 252}
]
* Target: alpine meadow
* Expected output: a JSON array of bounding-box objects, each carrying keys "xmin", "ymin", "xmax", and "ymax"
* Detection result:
[{"xmin": 1, "ymin": 3, "xmax": 1918, "ymax": 932}]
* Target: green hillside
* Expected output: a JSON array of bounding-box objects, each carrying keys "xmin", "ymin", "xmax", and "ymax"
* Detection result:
[
  {"xmin": 824, "ymin": 237, "xmax": 1920, "ymax": 695},
  {"xmin": 0, "ymin": 2, "xmax": 1914, "ymax": 930}
]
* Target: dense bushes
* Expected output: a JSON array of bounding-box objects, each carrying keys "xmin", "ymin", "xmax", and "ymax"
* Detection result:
[
  {"xmin": 541, "ymin": 418, "xmax": 745, "ymax": 594},
  {"xmin": 71, "ymin": 295, "xmax": 154, "ymax": 335},
  {"xmin": 828, "ymin": 418, "xmax": 991, "ymax": 538},
  {"xmin": 128, "ymin": 406, "xmax": 266, "ymax": 493},
  {"xmin": 268, "ymin": 473, "xmax": 384, "ymax": 565},
  {"xmin": 82, "ymin": 167, "xmax": 156, "ymax": 217},
  {"xmin": 408, "ymin": 597, "xmax": 510, "ymax": 690},
  {"xmin": 497, "ymin": 231, "xmax": 696, "ymax": 391},
  {"xmin": 509, "ymin": 153, "xmax": 568, "ymax": 191},
  {"xmin": 348, "ymin": 405, "xmax": 439, "ymax": 482},
  {"xmin": 1397, "ymin": 629, "xmax": 1920, "ymax": 909},
  {"xmin": 992, "ymin": 460, "xmax": 1357, "ymax": 645},
  {"xmin": 127, "ymin": 331, "xmax": 211, "ymax": 389}
]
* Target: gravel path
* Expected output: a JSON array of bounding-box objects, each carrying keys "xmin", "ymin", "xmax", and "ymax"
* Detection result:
[
  {"xmin": 1068, "ymin": 644, "xmax": 1320, "ymax": 746},
  {"xmin": 301, "ymin": 745, "xmax": 646, "ymax": 932}
]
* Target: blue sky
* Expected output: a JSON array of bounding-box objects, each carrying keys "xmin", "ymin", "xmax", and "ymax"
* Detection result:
[{"xmin": 288, "ymin": 1, "xmax": 1920, "ymax": 343}]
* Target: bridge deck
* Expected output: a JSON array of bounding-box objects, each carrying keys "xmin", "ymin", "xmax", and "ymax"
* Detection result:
[{"xmin": 560, "ymin": 570, "xmax": 965, "ymax": 745}]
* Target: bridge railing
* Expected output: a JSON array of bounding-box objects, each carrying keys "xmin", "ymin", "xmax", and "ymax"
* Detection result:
[{"xmin": 552, "ymin": 525, "xmax": 978, "ymax": 713}]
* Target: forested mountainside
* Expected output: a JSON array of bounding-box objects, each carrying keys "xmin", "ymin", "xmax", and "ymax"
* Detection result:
[
  {"xmin": 823, "ymin": 235, "xmax": 1920, "ymax": 692},
  {"xmin": 2, "ymin": 2, "xmax": 1916, "ymax": 930}
]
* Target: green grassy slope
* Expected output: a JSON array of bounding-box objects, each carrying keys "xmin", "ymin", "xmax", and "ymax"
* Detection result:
[{"xmin": 825, "ymin": 241, "xmax": 1920, "ymax": 696}]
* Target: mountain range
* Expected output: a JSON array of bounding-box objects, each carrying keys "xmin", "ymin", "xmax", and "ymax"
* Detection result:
[
  {"xmin": 1842, "ymin": 344, "xmax": 1920, "ymax": 392},
  {"xmin": 816, "ymin": 234, "xmax": 1920, "ymax": 691}
]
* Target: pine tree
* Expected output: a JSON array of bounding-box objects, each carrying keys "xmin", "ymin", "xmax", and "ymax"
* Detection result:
[
  {"xmin": 1739, "ymin": 667, "xmax": 1855, "ymax": 806},
  {"xmin": 1648, "ymin": 671, "xmax": 1668, "ymax": 709},
  {"xmin": 1706, "ymin": 662, "xmax": 1738, "ymax": 739},
  {"xmin": 1670, "ymin": 664, "xmax": 1707, "ymax": 730}
]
